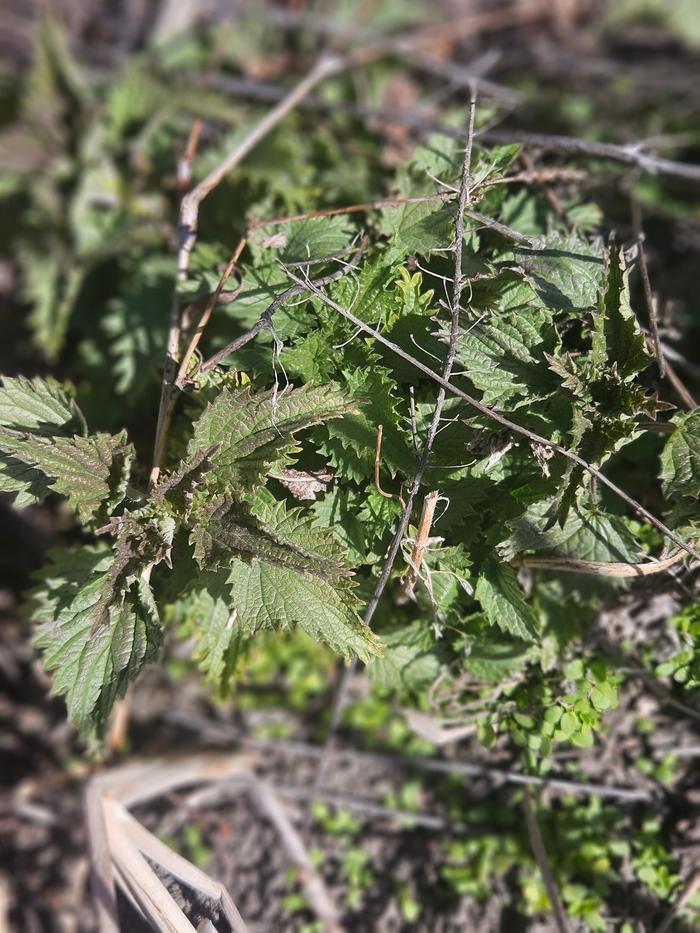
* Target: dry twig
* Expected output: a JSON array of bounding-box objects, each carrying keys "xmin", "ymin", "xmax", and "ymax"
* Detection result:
[
  {"xmin": 399, "ymin": 489, "xmax": 441, "ymax": 598},
  {"xmin": 523, "ymin": 787, "xmax": 571, "ymax": 933},
  {"xmin": 287, "ymin": 272, "xmax": 700, "ymax": 563},
  {"xmin": 512, "ymin": 549, "xmax": 687, "ymax": 577},
  {"xmin": 654, "ymin": 866, "xmax": 700, "ymax": 933},
  {"xmin": 150, "ymin": 53, "xmax": 347, "ymax": 488},
  {"xmin": 198, "ymin": 239, "xmax": 366, "ymax": 376},
  {"xmin": 208, "ymin": 73, "xmax": 700, "ymax": 182}
]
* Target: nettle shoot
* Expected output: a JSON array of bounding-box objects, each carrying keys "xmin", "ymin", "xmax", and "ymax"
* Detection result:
[{"xmin": 2, "ymin": 126, "xmax": 699, "ymax": 747}]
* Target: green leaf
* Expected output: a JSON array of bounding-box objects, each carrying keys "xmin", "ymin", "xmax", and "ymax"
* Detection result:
[
  {"xmin": 475, "ymin": 561, "xmax": 539, "ymax": 642},
  {"xmin": 327, "ymin": 255, "xmax": 404, "ymax": 328},
  {"xmin": 381, "ymin": 199, "xmax": 454, "ymax": 257},
  {"xmin": 0, "ymin": 428, "xmax": 133, "ymax": 523},
  {"xmin": 465, "ymin": 633, "xmax": 534, "ymax": 682},
  {"xmin": 370, "ymin": 621, "xmax": 444, "ymax": 693},
  {"xmin": 227, "ymin": 557, "xmax": 380, "ymax": 664},
  {"xmin": 501, "ymin": 502, "xmax": 643, "ymax": 563},
  {"xmin": 188, "ymin": 492, "xmax": 381, "ymax": 663},
  {"xmin": 507, "ymin": 232, "xmax": 605, "ymax": 313},
  {"xmin": 29, "ymin": 546, "xmax": 161, "ymax": 733},
  {"xmin": 252, "ymin": 216, "xmax": 355, "ymax": 265},
  {"xmin": 19, "ymin": 249, "xmax": 86, "ymax": 362},
  {"xmin": 592, "ymin": 248, "xmax": 652, "ymax": 380},
  {"xmin": 0, "ymin": 375, "xmax": 85, "ymax": 434},
  {"xmin": 102, "ymin": 255, "xmax": 171, "ymax": 397},
  {"xmin": 312, "ymin": 486, "xmax": 368, "ymax": 564},
  {"xmin": 0, "ymin": 376, "xmax": 132, "ymax": 519},
  {"xmin": 451, "ymin": 308, "xmax": 559, "ymax": 407},
  {"xmin": 190, "ymin": 495, "xmax": 352, "ymax": 578},
  {"xmin": 321, "ymin": 364, "xmax": 412, "ymax": 480},
  {"xmin": 660, "ymin": 410, "xmax": 700, "ymax": 501},
  {"xmin": 176, "ymin": 572, "xmax": 240, "ymax": 694},
  {"xmin": 186, "ymin": 383, "xmax": 354, "ymax": 491}
]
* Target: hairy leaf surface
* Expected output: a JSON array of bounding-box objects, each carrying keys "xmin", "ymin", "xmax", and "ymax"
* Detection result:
[
  {"xmin": 475, "ymin": 561, "xmax": 539, "ymax": 642},
  {"xmin": 187, "ymin": 383, "xmax": 354, "ymax": 490},
  {"xmin": 29, "ymin": 546, "xmax": 161, "ymax": 733},
  {"xmin": 661, "ymin": 410, "xmax": 700, "ymax": 501}
]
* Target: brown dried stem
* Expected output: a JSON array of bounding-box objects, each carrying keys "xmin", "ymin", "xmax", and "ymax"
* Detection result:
[
  {"xmin": 523, "ymin": 787, "xmax": 571, "ymax": 933},
  {"xmin": 208, "ymin": 73, "xmax": 700, "ymax": 182},
  {"xmin": 149, "ymin": 53, "xmax": 347, "ymax": 488},
  {"xmin": 512, "ymin": 549, "xmax": 687, "ymax": 577},
  {"xmin": 174, "ymin": 235, "xmax": 247, "ymax": 390},
  {"xmin": 400, "ymin": 489, "xmax": 441, "ymax": 598}
]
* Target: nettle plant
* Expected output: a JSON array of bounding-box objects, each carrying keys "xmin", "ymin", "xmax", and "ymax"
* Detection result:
[{"xmin": 3, "ymin": 132, "xmax": 700, "ymax": 743}]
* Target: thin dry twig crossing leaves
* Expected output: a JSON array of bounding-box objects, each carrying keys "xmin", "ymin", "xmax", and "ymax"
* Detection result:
[
  {"xmin": 199, "ymin": 239, "xmax": 367, "ymax": 376},
  {"xmin": 150, "ymin": 53, "xmax": 347, "ymax": 488},
  {"xmin": 286, "ymin": 270, "xmax": 700, "ymax": 564},
  {"xmin": 523, "ymin": 787, "xmax": 571, "ymax": 933}
]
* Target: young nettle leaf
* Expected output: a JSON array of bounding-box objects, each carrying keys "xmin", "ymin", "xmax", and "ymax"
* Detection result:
[
  {"xmin": 381, "ymin": 198, "xmax": 455, "ymax": 259},
  {"xmin": 189, "ymin": 495, "xmax": 352, "ymax": 577},
  {"xmin": 175, "ymin": 572, "xmax": 241, "ymax": 695},
  {"xmin": 369, "ymin": 620, "xmax": 445, "ymax": 694},
  {"xmin": 28, "ymin": 545, "xmax": 161, "ymax": 733},
  {"xmin": 153, "ymin": 444, "xmax": 218, "ymax": 515},
  {"xmin": 591, "ymin": 247, "xmax": 653, "ymax": 380},
  {"xmin": 327, "ymin": 256, "xmax": 404, "ymax": 329},
  {"xmin": 465, "ymin": 632, "xmax": 535, "ymax": 683},
  {"xmin": 227, "ymin": 557, "xmax": 380, "ymax": 664},
  {"xmin": 321, "ymin": 364, "xmax": 413, "ymax": 480},
  {"xmin": 475, "ymin": 561, "xmax": 539, "ymax": 643},
  {"xmin": 257, "ymin": 216, "xmax": 355, "ymax": 266},
  {"xmin": 312, "ymin": 486, "xmax": 368, "ymax": 565},
  {"xmin": 0, "ymin": 375, "xmax": 86, "ymax": 433},
  {"xmin": 186, "ymin": 383, "xmax": 355, "ymax": 491},
  {"xmin": 0, "ymin": 376, "xmax": 133, "ymax": 521},
  {"xmin": 660, "ymin": 410, "xmax": 700, "ymax": 501}
]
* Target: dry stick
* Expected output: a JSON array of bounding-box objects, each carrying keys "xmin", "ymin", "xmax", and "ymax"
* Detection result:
[
  {"xmin": 285, "ymin": 277, "xmax": 700, "ymax": 562},
  {"xmin": 660, "ymin": 354, "xmax": 697, "ymax": 410},
  {"xmin": 164, "ymin": 714, "xmax": 656, "ymax": 803},
  {"xmin": 373, "ymin": 424, "xmax": 401, "ymax": 504},
  {"xmin": 208, "ymin": 73, "xmax": 700, "ymax": 183},
  {"xmin": 174, "ymin": 235, "xmax": 247, "ymax": 389},
  {"xmin": 368, "ymin": 86, "xmax": 479, "ymax": 625},
  {"xmin": 198, "ymin": 241, "xmax": 366, "ymax": 375},
  {"xmin": 247, "ymin": 176, "xmax": 584, "ymax": 234},
  {"xmin": 654, "ymin": 866, "xmax": 700, "ymax": 933},
  {"xmin": 520, "ymin": 148, "xmax": 573, "ymax": 228},
  {"xmin": 248, "ymin": 194, "xmax": 539, "ymax": 246},
  {"xmin": 400, "ymin": 489, "xmax": 441, "ymax": 598},
  {"xmin": 630, "ymin": 195, "xmax": 666, "ymax": 379},
  {"xmin": 513, "ymin": 549, "xmax": 687, "ymax": 577},
  {"xmin": 177, "ymin": 117, "xmax": 203, "ymax": 191},
  {"xmin": 523, "ymin": 787, "xmax": 571, "ymax": 933},
  {"xmin": 251, "ymin": 782, "xmax": 342, "ymax": 933},
  {"xmin": 149, "ymin": 53, "xmax": 346, "ymax": 489}
]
